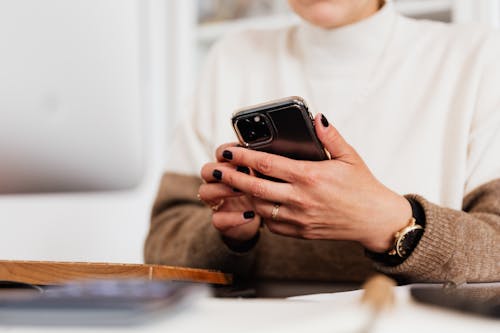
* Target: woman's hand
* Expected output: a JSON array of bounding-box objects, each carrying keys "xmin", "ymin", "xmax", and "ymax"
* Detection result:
[
  {"xmin": 199, "ymin": 144, "xmax": 261, "ymax": 244},
  {"xmin": 210, "ymin": 114, "xmax": 412, "ymax": 253}
]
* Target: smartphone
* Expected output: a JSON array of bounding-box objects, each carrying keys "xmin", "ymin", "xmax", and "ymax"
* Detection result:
[
  {"xmin": 231, "ymin": 96, "xmax": 330, "ymax": 161},
  {"xmin": 0, "ymin": 280, "xmax": 207, "ymax": 325},
  {"xmin": 410, "ymin": 286, "xmax": 500, "ymax": 319}
]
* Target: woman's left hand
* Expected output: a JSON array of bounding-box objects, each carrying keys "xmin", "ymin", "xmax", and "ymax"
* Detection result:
[{"xmin": 212, "ymin": 114, "xmax": 412, "ymax": 253}]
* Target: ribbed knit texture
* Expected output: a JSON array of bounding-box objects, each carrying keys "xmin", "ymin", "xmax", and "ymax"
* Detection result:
[{"xmin": 145, "ymin": 174, "xmax": 500, "ymax": 282}]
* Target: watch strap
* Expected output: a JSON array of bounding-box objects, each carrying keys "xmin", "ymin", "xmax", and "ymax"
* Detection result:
[{"xmin": 407, "ymin": 196, "xmax": 426, "ymax": 228}]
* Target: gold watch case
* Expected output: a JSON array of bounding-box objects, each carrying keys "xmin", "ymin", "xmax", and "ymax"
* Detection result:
[{"xmin": 388, "ymin": 217, "xmax": 424, "ymax": 258}]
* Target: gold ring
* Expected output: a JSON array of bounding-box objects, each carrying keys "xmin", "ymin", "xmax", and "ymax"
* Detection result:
[
  {"xmin": 210, "ymin": 199, "xmax": 225, "ymax": 212},
  {"xmin": 271, "ymin": 203, "xmax": 281, "ymax": 221}
]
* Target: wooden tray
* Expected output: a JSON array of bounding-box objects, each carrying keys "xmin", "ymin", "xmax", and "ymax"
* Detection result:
[{"xmin": 0, "ymin": 260, "xmax": 232, "ymax": 286}]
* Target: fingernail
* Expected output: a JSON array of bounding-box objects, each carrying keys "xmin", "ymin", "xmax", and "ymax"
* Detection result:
[
  {"xmin": 321, "ymin": 114, "xmax": 329, "ymax": 127},
  {"xmin": 236, "ymin": 166, "xmax": 250, "ymax": 174},
  {"xmin": 243, "ymin": 211, "xmax": 255, "ymax": 219},
  {"xmin": 213, "ymin": 169, "xmax": 222, "ymax": 180},
  {"xmin": 222, "ymin": 150, "xmax": 233, "ymax": 160}
]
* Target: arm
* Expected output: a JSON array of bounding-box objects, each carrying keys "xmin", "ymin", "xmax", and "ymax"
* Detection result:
[
  {"xmin": 376, "ymin": 180, "xmax": 500, "ymax": 283},
  {"xmin": 210, "ymin": 114, "xmax": 500, "ymax": 283},
  {"xmin": 144, "ymin": 34, "xmax": 263, "ymax": 277},
  {"xmin": 144, "ymin": 172, "xmax": 258, "ymax": 277},
  {"xmin": 382, "ymin": 33, "xmax": 498, "ymax": 282}
]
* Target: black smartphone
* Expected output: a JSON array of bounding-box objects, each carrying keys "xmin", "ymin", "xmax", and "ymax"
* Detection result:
[
  {"xmin": 410, "ymin": 286, "xmax": 500, "ymax": 319},
  {"xmin": 231, "ymin": 96, "xmax": 330, "ymax": 161}
]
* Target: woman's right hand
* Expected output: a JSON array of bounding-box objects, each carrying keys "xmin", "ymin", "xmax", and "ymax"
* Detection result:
[{"xmin": 199, "ymin": 144, "xmax": 261, "ymax": 243}]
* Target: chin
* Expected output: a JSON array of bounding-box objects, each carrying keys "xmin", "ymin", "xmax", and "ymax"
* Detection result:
[
  {"xmin": 289, "ymin": 0, "xmax": 378, "ymax": 29},
  {"xmin": 297, "ymin": 1, "xmax": 349, "ymax": 29}
]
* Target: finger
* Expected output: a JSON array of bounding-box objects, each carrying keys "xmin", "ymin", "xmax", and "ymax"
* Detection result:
[
  {"xmin": 215, "ymin": 142, "xmax": 240, "ymax": 162},
  {"xmin": 201, "ymin": 161, "xmax": 254, "ymax": 183},
  {"xmin": 314, "ymin": 113, "xmax": 358, "ymax": 162},
  {"xmin": 201, "ymin": 162, "xmax": 235, "ymax": 182},
  {"xmin": 198, "ymin": 183, "xmax": 242, "ymax": 204},
  {"xmin": 217, "ymin": 146, "xmax": 306, "ymax": 183},
  {"xmin": 253, "ymin": 199, "xmax": 298, "ymax": 225},
  {"xmin": 212, "ymin": 210, "xmax": 257, "ymax": 232},
  {"xmin": 211, "ymin": 165, "xmax": 294, "ymax": 203},
  {"xmin": 264, "ymin": 220, "xmax": 301, "ymax": 238}
]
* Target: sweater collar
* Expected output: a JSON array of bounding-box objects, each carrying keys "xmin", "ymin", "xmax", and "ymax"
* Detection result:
[{"xmin": 295, "ymin": 1, "xmax": 398, "ymax": 73}]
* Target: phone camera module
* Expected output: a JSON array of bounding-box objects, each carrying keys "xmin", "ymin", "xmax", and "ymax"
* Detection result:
[{"xmin": 237, "ymin": 114, "xmax": 272, "ymax": 144}]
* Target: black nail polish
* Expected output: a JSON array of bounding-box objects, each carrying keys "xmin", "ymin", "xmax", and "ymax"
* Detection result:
[
  {"xmin": 213, "ymin": 169, "xmax": 222, "ymax": 180},
  {"xmin": 236, "ymin": 166, "xmax": 250, "ymax": 174},
  {"xmin": 243, "ymin": 211, "xmax": 255, "ymax": 219},
  {"xmin": 321, "ymin": 114, "xmax": 329, "ymax": 127},
  {"xmin": 222, "ymin": 150, "xmax": 233, "ymax": 160}
]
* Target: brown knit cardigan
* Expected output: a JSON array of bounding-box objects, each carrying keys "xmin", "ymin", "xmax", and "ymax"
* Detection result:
[{"xmin": 144, "ymin": 173, "xmax": 500, "ymax": 284}]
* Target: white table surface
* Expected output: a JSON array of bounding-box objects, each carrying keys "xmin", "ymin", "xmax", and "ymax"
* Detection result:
[{"xmin": 0, "ymin": 286, "xmax": 498, "ymax": 333}]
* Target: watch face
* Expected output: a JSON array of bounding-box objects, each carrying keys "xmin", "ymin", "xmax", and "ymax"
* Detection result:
[{"xmin": 396, "ymin": 227, "xmax": 424, "ymax": 258}]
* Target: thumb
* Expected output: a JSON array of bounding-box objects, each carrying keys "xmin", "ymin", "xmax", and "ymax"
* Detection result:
[{"xmin": 315, "ymin": 113, "xmax": 357, "ymax": 161}]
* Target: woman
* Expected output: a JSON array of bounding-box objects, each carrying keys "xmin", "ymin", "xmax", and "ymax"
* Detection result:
[{"xmin": 145, "ymin": 0, "xmax": 500, "ymax": 283}]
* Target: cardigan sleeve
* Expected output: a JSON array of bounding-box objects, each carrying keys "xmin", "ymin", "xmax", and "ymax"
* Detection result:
[
  {"xmin": 375, "ymin": 179, "xmax": 500, "ymax": 283},
  {"xmin": 144, "ymin": 172, "xmax": 258, "ymax": 278}
]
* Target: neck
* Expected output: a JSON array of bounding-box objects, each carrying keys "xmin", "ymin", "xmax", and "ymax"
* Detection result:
[{"xmin": 296, "ymin": 1, "xmax": 397, "ymax": 73}]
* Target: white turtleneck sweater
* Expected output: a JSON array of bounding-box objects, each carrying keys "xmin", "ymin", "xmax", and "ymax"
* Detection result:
[
  {"xmin": 148, "ymin": 3, "xmax": 500, "ymax": 282},
  {"xmin": 167, "ymin": 4, "xmax": 500, "ymax": 210}
]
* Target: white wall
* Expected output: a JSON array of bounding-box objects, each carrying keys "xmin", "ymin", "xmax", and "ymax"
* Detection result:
[
  {"xmin": 453, "ymin": 0, "xmax": 500, "ymax": 27},
  {"xmin": 0, "ymin": 0, "xmax": 170, "ymax": 263}
]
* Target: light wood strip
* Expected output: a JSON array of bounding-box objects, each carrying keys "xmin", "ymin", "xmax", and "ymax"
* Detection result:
[{"xmin": 0, "ymin": 260, "xmax": 232, "ymax": 285}]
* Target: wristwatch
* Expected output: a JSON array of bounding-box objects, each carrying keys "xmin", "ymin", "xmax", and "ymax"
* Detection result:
[
  {"xmin": 366, "ymin": 197, "xmax": 425, "ymax": 265},
  {"xmin": 387, "ymin": 217, "xmax": 424, "ymax": 258}
]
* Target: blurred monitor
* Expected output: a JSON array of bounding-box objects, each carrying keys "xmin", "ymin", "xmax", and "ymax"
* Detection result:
[{"xmin": 0, "ymin": 0, "xmax": 143, "ymax": 193}]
